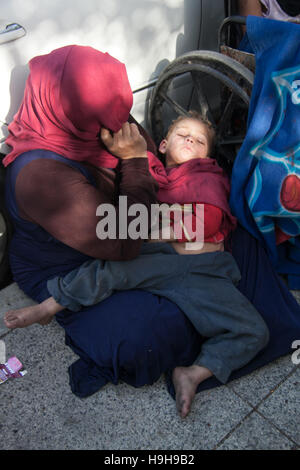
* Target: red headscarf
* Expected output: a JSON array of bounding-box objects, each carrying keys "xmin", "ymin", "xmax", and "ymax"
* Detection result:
[{"xmin": 3, "ymin": 45, "xmax": 133, "ymax": 168}]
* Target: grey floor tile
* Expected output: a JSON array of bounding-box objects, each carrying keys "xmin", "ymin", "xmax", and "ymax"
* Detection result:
[
  {"xmin": 0, "ymin": 283, "xmax": 253, "ymax": 450},
  {"xmin": 1, "ymin": 283, "xmax": 299, "ymax": 450},
  {"xmin": 0, "ymin": 318, "xmax": 73, "ymax": 370},
  {"xmin": 1, "ymin": 365, "xmax": 252, "ymax": 450},
  {"xmin": 227, "ymin": 355, "xmax": 297, "ymax": 407},
  {"xmin": 97, "ymin": 384, "xmax": 252, "ymax": 450},
  {"xmin": 0, "ymin": 320, "xmax": 252, "ymax": 450},
  {"xmin": 0, "ymin": 283, "xmax": 36, "ymax": 336},
  {"xmin": 217, "ymin": 411, "xmax": 296, "ymax": 450},
  {"xmin": 256, "ymin": 367, "xmax": 300, "ymax": 446}
]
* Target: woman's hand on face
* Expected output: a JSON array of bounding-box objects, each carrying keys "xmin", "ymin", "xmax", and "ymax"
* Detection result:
[{"xmin": 100, "ymin": 122, "xmax": 147, "ymax": 159}]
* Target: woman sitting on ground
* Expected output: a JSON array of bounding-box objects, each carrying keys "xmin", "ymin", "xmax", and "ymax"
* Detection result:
[{"xmin": 4, "ymin": 101, "xmax": 269, "ymax": 417}]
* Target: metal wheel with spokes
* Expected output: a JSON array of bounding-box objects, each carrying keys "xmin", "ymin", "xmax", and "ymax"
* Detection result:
[{"xmin": 148, "ymin": 50, "xmax": 254, "ymax": 172}]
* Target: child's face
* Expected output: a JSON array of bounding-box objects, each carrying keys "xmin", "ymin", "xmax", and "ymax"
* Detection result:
[{"xmin": 159, "ymin": 118, "xmax": 210, "ymax": 167}]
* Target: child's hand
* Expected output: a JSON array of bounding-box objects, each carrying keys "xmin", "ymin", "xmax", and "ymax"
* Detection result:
[{"xmin": 101, "ymin": 122, "xmax": 147, "ymax": 159}]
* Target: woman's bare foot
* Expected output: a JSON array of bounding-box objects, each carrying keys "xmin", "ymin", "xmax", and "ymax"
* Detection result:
[
  {"xmin": 4, "ymin": 297, "xmax": 63, "ymax": 329},
  {"xmin": 172, "ymin": 365, "xmax": 213, "ymax": 418}
]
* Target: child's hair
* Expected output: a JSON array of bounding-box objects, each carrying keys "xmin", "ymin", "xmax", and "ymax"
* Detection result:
[{"xmin": 166, "ymin": 110, "xmax": 217, "ymax": 155}]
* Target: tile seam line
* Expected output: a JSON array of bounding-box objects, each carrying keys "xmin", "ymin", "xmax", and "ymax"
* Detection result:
[
  {"xmin": 0, "ymin": 330, "xmax": 12, "ymax": 340},
  {"xmin": 229, "ymin": 362, "xmax": 299, "ymax": 410},
  {"xmin": 214, "ymin": 366, "xmax": 300, "ymax": 449},
  {"xmin": 214, "ymin": 406, "xmax": 297, "ymax": 450},
  {"xmin": 254, "ymin": 408, "xmax": 300, "ymax": 448},
  {"xmin": 213, "ymin": 407, "xmax": 257, "ymax": 450}
]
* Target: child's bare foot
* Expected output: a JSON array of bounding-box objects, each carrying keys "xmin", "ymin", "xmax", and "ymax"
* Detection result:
[
  {"xmin": 4, "ymin": 297, "xmax": 63, "ymax": 329},
  {"xmin": 172, "ymin": 365, "xmax": 213, "ymax": 418},
  {"xmin": 4, "ymin": 305, "xmax": 52, "ymax": 328}
]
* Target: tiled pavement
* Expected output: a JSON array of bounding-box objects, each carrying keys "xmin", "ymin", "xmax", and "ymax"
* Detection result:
[{"xmin": 0, "ymin": 282, "xmax": 299, "ymax": 450}]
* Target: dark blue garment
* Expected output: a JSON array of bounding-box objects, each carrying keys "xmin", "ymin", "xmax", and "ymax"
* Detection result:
[
  {"xmin": 167, "ymin": 223, "xmax": 300, "ymax": 398},
  {"xmin": 5, "ymin": 150, "xmax": 96, "ymax": 299},
  {"xmin": 231, "ymin": 16, "xmax": 300, "ymax": 289},
  {"xmin": 5, "ymin": 149, "xmax": 300, "ymax": 399},
  {"xmin": 47, "ymin": 244, "xmax": 270, "ymax": 385},
  {"xmin": 238, "ymin": 32, "xmax": 253, "ymax": 54},
  {"xmin": 5, "ymin": 150, "xmax": 201, "ymax": 397}
]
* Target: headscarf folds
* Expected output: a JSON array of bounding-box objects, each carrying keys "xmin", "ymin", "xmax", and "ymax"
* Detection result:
[{"xmin": 3, "ymin": 45, "xmax": 133, "ymax": 168}]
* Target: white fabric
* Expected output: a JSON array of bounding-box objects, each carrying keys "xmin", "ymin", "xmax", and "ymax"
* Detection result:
[{"xmin": 260, "ymin": 0, "xmax": 300, "ymax": 23}]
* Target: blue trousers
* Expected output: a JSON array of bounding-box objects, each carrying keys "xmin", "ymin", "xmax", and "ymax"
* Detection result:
[{"xmin": 47, "ymin": 243, "xmax": 269, "ymax": 384}]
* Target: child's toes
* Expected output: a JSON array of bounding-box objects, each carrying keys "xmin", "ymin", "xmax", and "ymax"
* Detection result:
[{"xmin": 4, "ymin": 313, "xmax": 18, "ymax": 328}]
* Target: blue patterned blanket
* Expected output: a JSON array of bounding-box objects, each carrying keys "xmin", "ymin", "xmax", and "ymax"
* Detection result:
[{"xmin": 230, "ymin": 16, "xmax": 300, "ymax": 289}]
